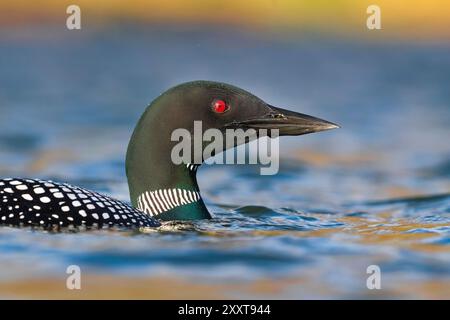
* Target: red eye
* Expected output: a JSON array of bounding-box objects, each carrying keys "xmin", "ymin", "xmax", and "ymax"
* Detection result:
[{"xmin": 213, "ymin": 100, "xmax": 228, "ymax": 113}]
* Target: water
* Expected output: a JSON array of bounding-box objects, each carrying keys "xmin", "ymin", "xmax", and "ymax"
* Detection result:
[{"xmin": 0, "ymin": 25, "xmax": 449, "ymax": 299}]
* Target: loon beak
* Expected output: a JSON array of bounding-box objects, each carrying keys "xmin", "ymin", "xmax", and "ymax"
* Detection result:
[{"xmin": 228, "ymin": 104, "xmax": 340, "ymax": 136}]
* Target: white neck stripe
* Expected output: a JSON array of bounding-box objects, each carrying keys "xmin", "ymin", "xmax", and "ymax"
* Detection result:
[
  {"xmin": 186, "ymin": 163, "xmax": 200, "ymax": 172},
  {"xmin": 158, "ymin": 189, "xmax": 170, "ymax": 211},
  {"xmin": 137, "ymin": 188, "xmax": 201, "ymax": 217}
]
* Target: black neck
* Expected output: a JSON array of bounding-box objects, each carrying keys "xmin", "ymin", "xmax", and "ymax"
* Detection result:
[{"xmin": 125, "ymin": 107, "xmax": 211, "ymax": 220}]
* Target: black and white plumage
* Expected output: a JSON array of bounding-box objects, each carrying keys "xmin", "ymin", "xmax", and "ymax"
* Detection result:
[
  {"xmin": 137, "ymin": 188, "xmax": 201, "ymax": 217},
  {"xmin": 0, "ymin": 178, "xmax": 160, "ymax": 230}
]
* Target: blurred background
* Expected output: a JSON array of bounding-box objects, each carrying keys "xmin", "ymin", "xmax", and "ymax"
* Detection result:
[{"xmin": 0, "ymin": 0, "xmax": 449, "ymax": 299}]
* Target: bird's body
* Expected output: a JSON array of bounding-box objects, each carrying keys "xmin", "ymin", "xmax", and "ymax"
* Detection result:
[
  {"xmin": 0, "ymin": 178, "xmax": 160, "ymax": 230},
  {"xmin": 0, "ymin": 81, "xmax": 338, "ymax": 231}
]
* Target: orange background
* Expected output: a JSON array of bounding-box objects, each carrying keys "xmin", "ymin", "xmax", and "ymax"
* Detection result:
[{"xmin": 1, "ymin": 0, "xmax": 450, "ymax": 41}]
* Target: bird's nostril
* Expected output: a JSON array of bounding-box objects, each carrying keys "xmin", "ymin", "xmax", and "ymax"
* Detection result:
[{"xmin": 269, "ymin": 113, "xmax": 286, "ymax": 119}]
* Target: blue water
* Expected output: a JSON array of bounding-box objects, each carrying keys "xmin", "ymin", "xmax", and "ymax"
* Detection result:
[{"xmin": 0, "ymin": 25, "xmax": 449, "ymax": 298}]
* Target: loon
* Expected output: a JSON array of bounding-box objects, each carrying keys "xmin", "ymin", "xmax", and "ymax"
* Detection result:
[{"xmin": 0, "ymin": 81, "xmax": 338, "ymax": 231}]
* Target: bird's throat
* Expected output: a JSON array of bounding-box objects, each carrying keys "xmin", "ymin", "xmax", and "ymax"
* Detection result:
[{"xmin": 126, "ymin": 122, "xmax": 211, "ymax": 221}]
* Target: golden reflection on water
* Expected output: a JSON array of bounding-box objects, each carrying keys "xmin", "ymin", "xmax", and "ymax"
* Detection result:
[{"xmin": 1, "ymin": 270, "xmax": 449, "ymax": 299}]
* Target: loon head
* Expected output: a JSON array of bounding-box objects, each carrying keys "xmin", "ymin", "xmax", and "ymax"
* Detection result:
[{"xmin": 126, "ymin": 81, "xmax": 339, "ymax": 221}]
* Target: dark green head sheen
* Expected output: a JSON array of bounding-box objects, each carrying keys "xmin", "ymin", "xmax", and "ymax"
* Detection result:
[{"xmin": 126, "ymin": 81, "xmax": 339, "ymax": 221}]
